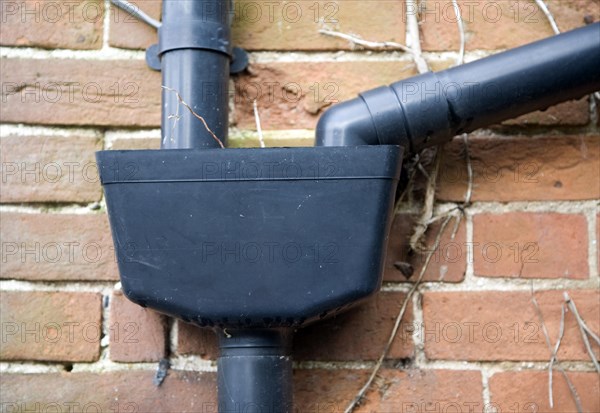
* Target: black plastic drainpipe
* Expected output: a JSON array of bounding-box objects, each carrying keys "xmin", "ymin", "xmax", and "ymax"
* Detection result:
[
  {"xmin": 160, "ymin": 0, "xmax": 231, "ymax": 149},
  {"xmin": 159, "ymin": 1, "xmax": 293, "ymax": 411},
  {"xmin": 315, "ymin": 22, "xmax": 600, "ymax": 151}
]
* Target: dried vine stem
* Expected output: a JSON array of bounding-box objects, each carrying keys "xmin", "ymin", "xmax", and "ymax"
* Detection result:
[
  {"xmin": 564, "ymin": 292, "xmax": 600, "ymax": 373},
  {"xmin": 253, "ymin": 99, "xmax": 266, "ymax": 148},
  {"xmin": 409, "ymin": 146, "xmax": 444, "ymax": 252},
  {"xmin": 161, "ymin": 86, "xmax": 224, "ymax": 148},
  {"xmin": 344, "ymin": 214, "xmax": 454, "ymax": 413},
  {"xmin": 451, "ymin": 0, "xmax": 466, "ymax": 65},
  {"xmin": 406, "ymin": 0, "xmax": 430, "ymax": 74},
  {"xmin": 461, "ymin": 135, "xmax": 473, "ymax": 205},
  {"xmin": 548, "ymin": 303, "xmax": 566, "ymax": 408},
  {"xmin": 318, "ymin": 29, "xmax": 414, "ymax": 53},
  {"xmin": 535, "ymin": 0, "xmax": 560, "ymax": 35},
  {"xmin": 530, "ymin": 286, "xmax": 583, "ymax": 413}
]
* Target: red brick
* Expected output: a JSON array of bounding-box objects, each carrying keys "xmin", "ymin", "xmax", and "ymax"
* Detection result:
[
  {"xmin": 5, "ymin": 57, "xmax": 581, "ymax": 132},
  {"xmin": 1, "ymin": 371, "xmax": 216, "ymax": 411},
  {"xmin": 503, "ymin": 98, "xmax": 590, "ymax": 126},
  {"xmin": 0, "ymin": 0, "xmax": 103, "ymax": 49},
  {"xmin": 596, "ymin": 213, "xmax": 599, "ymax": 267},
  {"xmin": 422, "ymin": 290, "xmax": 600, "ymax": 361},
  {"xmin": 0, "ymin": 58, "xmax": 161, "ymax": 127},
  {"xmin": 1, "ymin": 58, "xmax": 423, "ymax": 130},
  {"xmin": 0, "ymin": 291, "xmax": 102, "ymax": 362},
  {"xmin": 1, "ymin": 369, "xmax": 483, "ymax": 412},
  {"xmin": 490, "ymin": 371, "xmax": 599, "ymax": 413},
  {"xmin": 109, "ymin": 0, "xmax": 407, "ymax": 51},
  {"xmin": 295, "ymin": 369, "xmax": 484, "ymax": 413},
  {"xmin": 233, "ymin": 0, "xmax": 406, "ymax": 51},
  {"xmin": 234, "ymin": 61, "xmax": 420, "ymax": 129},
  {"xmin": 438, "ymin": 135, "xmax": 600, "ymax": 202},
  {"xmin": 108, "ymin": 0, "xmax": 161, "ymax": 49},
  {"xmin": 178, "ymin": 292, "xmax": 415, "ymax": 361},
  {"xmin": 176, "ymin": 321, "xmax": 219, "ymax": 359},
  {"xmin": 294, "ymin": 292, "xmax": 414, "ymax": 361},
  {"xmin": 472, "ymin": 212, "xmax": 588, "ymax": 279},
  {"xmin": 109, "ymin": 290, "xmax": 167, "ymax": 362},
  {"xmin": 420, "ymin": 0, "xmax": 599, "ymax": 52},
  {"xmin": 0, "ymin": 134, "xmax": 102, "ymax": 203},
  {"xmin": 108, "ymin": 1, "xmax": 598, "ymax": 53},
  {"xmin": 0, "ymin": 212, "xmax": 119, "ymax": 281},
  {"xmin": 385, "ymin": 213, "xmax": 467, "ymax": 283},
  {"xmin": 233, "ymin": 58, "xmax": 576, "ymax": 130}
]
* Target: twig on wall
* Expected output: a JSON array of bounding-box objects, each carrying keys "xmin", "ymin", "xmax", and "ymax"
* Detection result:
[
  {"xmin": 451, "ymin": 0, "xmax": 466, "ymax": 65},
  {"xmin": 161, "ymin": 86, "xmax": 225, "ymax": 148},
  {"xmin": 564, "ymin": 292, "xmax": 600, "ymax": 373},
  {"xmin": 409, "ymin": 146, "xmax": 444, "ymax": 252},
  {"xmin": 164, "ymin": 96, "xmax": 181, "ymax": 147},
  {"xmin": 344, "ymin": 214, "xmax": 454, "ymax": 413},
  {"xmin": 253, "ymin": 99, "xmax": 266, "ymax": 148},
  {"xmin": 535, "ymin": 0, "xmax": 561, "ymax": 35},
  {"xmin": 318, "ymin": 29, "xmax": 414, "ymax": 53},
  {"xmin": 548, "ymin": 303, "xmax": 566, "ymax": 408},
  {"xmin": 462, "ymin": 134, "xmax": 473, "ymax": 205},
  {"xmin": 530, "ymin": 285, "xmax": 584, "ymax": 413},
  {"xmin": 405, "ymin": 0, "xmax": 430, "ymax": 74}
]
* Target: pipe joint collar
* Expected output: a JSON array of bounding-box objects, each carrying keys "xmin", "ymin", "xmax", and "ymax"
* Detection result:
[
  {"xmin": 360, "ymin": 86, "xmax": 410, "ymax": 148},
  {"xmin": 158, "ymin": 20, "xmax": 232, "ymax": 57}
]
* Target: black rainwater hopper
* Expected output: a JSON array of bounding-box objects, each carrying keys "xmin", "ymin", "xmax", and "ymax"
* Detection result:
[{"xmin": 97, "ymin": 6, "xmax": 600, "ymax": 410}]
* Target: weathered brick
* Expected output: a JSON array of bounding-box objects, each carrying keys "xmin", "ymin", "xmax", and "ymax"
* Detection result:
[
  {"xmin": 0, "ymin": 212, "xmax": 119, "ymax": 281},
  {"xmin": 1, "ymin": 58, "xmax": 421, "ymax": 129},
  {"xmin": 109, "ymin": 290, "xmax": 167, "ymax": 362},
  {"xmin": 178, "ymin": 292, "xmax": 414, "ymax": 361},
  {"xmin": 1, "ymin": 371, "xmax": 216, "ymax": 411},
  {"xmin": 294, "ymin": 292, "xmax": 414, "ymax": 361},
  {"xmin": 233, "ymin": 0, "xmax": 407, "ymax": 51},
  {"xmin": 0, "ymin": 134, "xmax": 103, "ymax": 203},
  {"xmin": 109, "ymin": 0, "xmax": 407, "ymax": 51},
  {"xmin": 472, "ymin": 212, "xmax": 588, "ymax": 279},
  {"xmin": 0, "ymin": 0, "xmax": 103, "ymax": 49},
  {"xmin": 234, "ymin": 61, "xmax": 419, "ymax": 130},
  {"xmin": 108, "ymin": 0, "xmax": 598, "ymax": 53},
  {"xmin": 235, "ymin": 59, "xmax": 587, "ymax": 130},
  {"xmin": 1, "ymin": 369, "xmax": 483, "ymax": 412},
  {"xmin": 503, "ymin": 98, "xmax": 590, "ymax": 127},
  {"xmin": 422, "ymin": 290, "xmax": 600, "ymax": 361},
  {"xmin": 296, "ymin": 369, "xmax": 484, "ymax": 413},
  {"xmin": 420, "ymin": 0, "xmax": 599, "ymax": 51},
  {"xmin": 3, "ymin": 57, "xmax": 586, "ymax": 131},
  {"xmin": 0, "ymin": 291, "xmax": 102, "ymax": 362},
  {"xmin": 490, "ymin": 371, "xmax": 599, "ymax": 413},
  {"xmin": 1, "ymin": 58, "xmax": 161, "ymax": 127},
  {"xmin": 108, "ymin": 0, "xmax": 161, "ymax": 49},
  {"xmin": 438, "ymin": 135, "xmax": 600, "ymax": 202},
  {"xmin": 596, "ymin": 213, "xmax": 599, "ymax": 267},
  {"xmin": 385, "ymin": 213, "xmax": 467, "ymax": 283},
  {"xmin": 176, "ymin": 321, "xmax": 219, "ymax": 359}
]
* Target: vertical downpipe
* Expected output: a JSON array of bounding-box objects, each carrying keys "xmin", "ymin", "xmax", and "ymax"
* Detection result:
[
  {"xmin": 160, "ymin": 0, "xmax": 231, "ymax": 149},
  {"xmin": 218, "ymin": 330, "xmax": 293, "ymax": 413}
]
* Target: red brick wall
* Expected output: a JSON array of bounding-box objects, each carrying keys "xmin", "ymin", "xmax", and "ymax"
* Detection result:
[{"xmin": 1, "ymin": 0, "xmax": 599, "ymax": 412}]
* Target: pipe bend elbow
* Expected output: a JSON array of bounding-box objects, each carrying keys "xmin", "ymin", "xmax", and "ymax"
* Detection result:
[{"xmin": 315, "ymin": 98, "xmax": 379, "ymax": 147}]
